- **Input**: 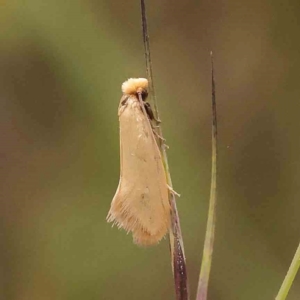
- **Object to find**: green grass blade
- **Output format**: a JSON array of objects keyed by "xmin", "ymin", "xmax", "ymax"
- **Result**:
[
  {"xmin": 275, "ymin": 242, "xmax": 300, "ymax": 300},
  {"xmin": 196, "ymin": 51, "xmax": 217, "ymax": 300}
]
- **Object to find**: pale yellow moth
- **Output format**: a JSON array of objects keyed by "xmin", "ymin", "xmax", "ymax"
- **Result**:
[{"xmin": 107, "ymin": 78, "xmax": 171, "ymax": 246}]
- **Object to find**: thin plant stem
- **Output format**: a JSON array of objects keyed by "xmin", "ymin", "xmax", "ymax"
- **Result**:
[
  {"xmin": 140, "ymin": 1, "xmax": 189, "ymax": 299},
  {"xmin": 196, "ymin": 52, "xmax": 217, "ymax": 300},
  {"xmin": 275, "ymin": 242, "xmax": 300, "ymax": 300}
]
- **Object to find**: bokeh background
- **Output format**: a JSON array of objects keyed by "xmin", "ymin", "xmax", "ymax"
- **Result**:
[{"xmin": 1, "ymin": 1, "xmax": 299, "ymax": 299}]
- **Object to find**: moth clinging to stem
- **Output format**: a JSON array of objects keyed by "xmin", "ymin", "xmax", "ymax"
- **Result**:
[{"xmin": 107, "ymin": 78, "xmax": 171, "ymax": 246}]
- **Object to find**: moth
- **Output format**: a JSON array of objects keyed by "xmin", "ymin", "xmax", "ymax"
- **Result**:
[{"xmin": 107, "ymin": 78, "xmax": 171, "ymax": 246}]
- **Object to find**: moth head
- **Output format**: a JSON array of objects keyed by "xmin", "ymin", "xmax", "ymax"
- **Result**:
[{"xmin": 122, "ymin": 78, "xmax": 148, "ymax": 101}]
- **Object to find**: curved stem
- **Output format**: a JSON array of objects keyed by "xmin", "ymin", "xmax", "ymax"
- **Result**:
[
  {"xmin": 275, "ymin": 242, "xmax": 300, "ymax": 300},
  {"xmin": 196, "ymin": 52, "xmax": 217, "ymax": 300},
  {"xmin": 140, "ymin": 1, "xmax": 189, "ymax": 299}
]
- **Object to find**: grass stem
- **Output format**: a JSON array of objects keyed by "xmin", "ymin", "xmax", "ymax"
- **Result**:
[
  {"xmin": 275, "ymin": 242, "xmax": 300, "ymax": 300},
  {"xmin": 196, "ymin": 52, "xmax": 217, "ymax": 300},
  {"xmin": 140, "ymin": 1, "xmax": 189, "ymax": 299}
]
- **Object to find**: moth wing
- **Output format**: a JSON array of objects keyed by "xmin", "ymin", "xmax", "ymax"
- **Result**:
[{"xmin": 107, "ymin": 96, "xmax": 170, "ymax": 245}]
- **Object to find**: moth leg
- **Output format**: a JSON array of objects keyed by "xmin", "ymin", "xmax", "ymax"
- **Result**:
[
  {"xmin": 143, "ymin": 102, "xmax": 154, "ymax": 120},
  {"xmin": 144, "ymin": 102, "xmax": 161, "ymax": 124},
  {"xmin": 142, "ymin": 96, "xmax": 169, "ymax": 147},
  {"xmin": 153, "ymin": 128, "xmax": 169, "ymax": 150},
  {"xmin": 154, "ymin": 116, "xmax": 162, "ymax": 124},
  {"xmin": 167, "ymin": 184, "xmax": 180, "ymax": 197},
  {"xmin": 153, "ymin": 130, "xmax": 166, "ymax": 142}
]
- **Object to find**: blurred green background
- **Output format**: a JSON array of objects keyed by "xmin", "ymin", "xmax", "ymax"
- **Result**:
[{"xmin": 1, "ymin": 1, "xmax": 299, "ymax": 299}]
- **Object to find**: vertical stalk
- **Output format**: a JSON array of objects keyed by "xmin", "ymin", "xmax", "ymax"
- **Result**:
[
  {"xmin": 140, "ymin": 1, "xmax": 189, "ymax": 299},
  {"xmin": 196, "ymin": 52, "xmax": 217, "ymax": 300}
]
